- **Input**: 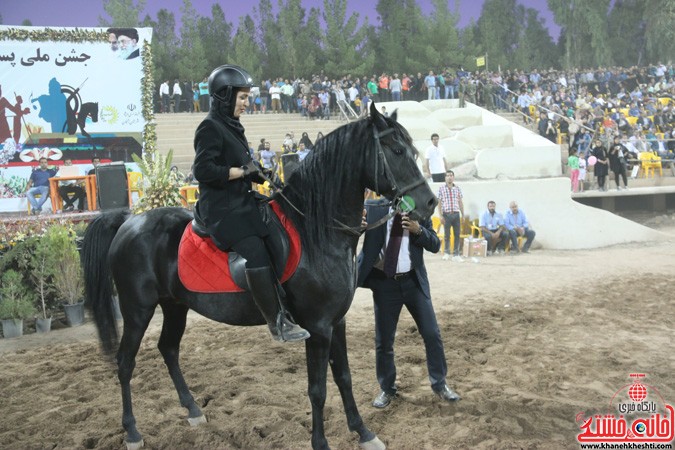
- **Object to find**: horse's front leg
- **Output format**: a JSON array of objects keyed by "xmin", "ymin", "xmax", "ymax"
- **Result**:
[
  {"xmin": 157, "ymin": 301, "xmax": 205, "ymax": 425},
  {"xmin": 305, "ymin": 331, "xmax": 332, "ymax": 450},
  {"xmin": 329, "ymin": 319, "xmax": 385, "ymax": 450}
]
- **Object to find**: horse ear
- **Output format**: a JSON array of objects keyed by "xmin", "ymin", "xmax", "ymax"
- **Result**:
[
  {"xmin": 369, "ymin": 101, "xmax": 379, "ymax": 118},
  {"xmin": 370, "ymin": 102, "xmax": 387, "ymax": 130},
  {"xmin": 390, "ymin": 109, "xmax": 398, "ymax": 122}
]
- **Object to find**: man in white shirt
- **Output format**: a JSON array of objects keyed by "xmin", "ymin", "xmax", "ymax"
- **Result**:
[
  {"xmin": 159, "ymin": 80, "xmax": 170, "ymax": 113},
  {"xmin": 423, "ymin": 133, "xmax": 447, "ymax": 182},
  {"xmin": 172, "ymin": 79, "xmax": 182, "ymax": 113}
]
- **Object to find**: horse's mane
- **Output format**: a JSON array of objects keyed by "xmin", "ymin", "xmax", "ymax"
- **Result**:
[
  {"xmin": 277, "ymin": 114, "xmax": 415, "ymax": 260},
  {"xmin": 278, "ymin": 119, "xmax": 372, "ymax": 256}
]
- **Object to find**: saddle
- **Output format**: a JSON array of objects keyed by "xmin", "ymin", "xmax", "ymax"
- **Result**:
[{"xmin": 177, "ymin": 200, "xmax": 301, "ymax": 293}]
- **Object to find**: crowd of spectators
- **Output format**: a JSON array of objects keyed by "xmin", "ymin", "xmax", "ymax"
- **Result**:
[{"xmin": 158, "ymin": 64, "xmax": 675, "ymax": 169}]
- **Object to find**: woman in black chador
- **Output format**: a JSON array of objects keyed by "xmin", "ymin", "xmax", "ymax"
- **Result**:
[{"xmin": 192, "ymin": 65, "xmax": 310, "ymax": 342}]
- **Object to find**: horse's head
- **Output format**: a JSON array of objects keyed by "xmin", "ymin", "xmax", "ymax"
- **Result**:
[{"xmin": 365, "ymin": 102, "xmax": 437, "ymax": 220}]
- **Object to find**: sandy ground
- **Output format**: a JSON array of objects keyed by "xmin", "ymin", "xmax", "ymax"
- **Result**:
[{"xmin": 1, "ymin": 216, "xmax": 674, "ymax": 450}]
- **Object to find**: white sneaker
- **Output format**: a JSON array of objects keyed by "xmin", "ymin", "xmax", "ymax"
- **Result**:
[
  {"xmin": 452, "ymin": 255, "xmax": 464, "ymax": 263},
  {"xmin": 442, "ymin": 254, "xmax": 451, "ymax": 261}
]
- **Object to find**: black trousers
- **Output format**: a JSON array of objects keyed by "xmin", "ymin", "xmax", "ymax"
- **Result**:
[
  {"xmin": 230, "ymin": 235, "xmax": 270, "ymax": 269},
  {"xmin": 58, "ymin": 185, "xmax": 85, "ymax": 210},
  {"xmin": 368, "ymin": 269, "xmax": 447, "ymax": 394},
  {"xmin": 442, "ymin": 212, "xmax": 461, "ymax": 255}
]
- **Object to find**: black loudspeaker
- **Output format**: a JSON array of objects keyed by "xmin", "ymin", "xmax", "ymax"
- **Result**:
[
  {"xmin": 96, "ymin": 164, "xmax": 130, "ymax": 210},
  {"xmin": 281, "ymin": 153, "xmax": 300, "ymax": 181}
]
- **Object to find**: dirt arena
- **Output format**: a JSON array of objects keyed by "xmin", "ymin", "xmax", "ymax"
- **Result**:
[{"xmin": 1, "ymin": 214, "xmax": 674, "ymax": 450}]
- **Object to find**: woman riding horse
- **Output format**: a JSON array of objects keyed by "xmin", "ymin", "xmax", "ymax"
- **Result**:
[{"xmin": 193, "ymin": 64, "xmax": 309, "ymax": 342}]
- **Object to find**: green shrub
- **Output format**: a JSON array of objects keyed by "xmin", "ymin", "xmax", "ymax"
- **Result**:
[
  {"xmin": 0, "ymin": 270, "xmax": 36, "ymax": 320},
  {"xmin": 43, "ymin": 224, "xmax": 83, "ymax": 305}
]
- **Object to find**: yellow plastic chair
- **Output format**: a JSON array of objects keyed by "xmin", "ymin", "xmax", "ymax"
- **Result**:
[
  {"xmin": 505, "ymin": 235, "xmax": 525, "ymax": 253},
  {"xmin": 26, "ymin": 193, "xmax": 45, "ymax": 214},
  {"xmin": 648, "ymin": 153, "xmax": 663, "ymax": 177},
  {"xmin": 127, "ymin": 172, "xmax": 143, "ymax": 198},
  {"xmin": 639, "ymin": 152, "xmax": 662, "ymax": 178},
  {"xmin": 657, "ymin": 97, "xmax": 672, "ymax": 108},
  {"xmin": 179, "ymin": 185, "xmax": 199, "ymax": 208},
  {"xmin": 432, "ymin": 216, "xmax": 445, "ymax": 253},
  {"xmin": 470, "ymin": 219, "xmax": 482, "ymax": 238}
]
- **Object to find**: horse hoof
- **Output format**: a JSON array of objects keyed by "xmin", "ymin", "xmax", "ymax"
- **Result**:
[
  {"xmin": 360, "ymin": 436, "xmax": 385, "ymax": 450},
  {"xmin": 187, "ymin": 415, "xmax": 207, "ymax": 426},
  {"xmin": 126, "ymin": 439, "xmax": 144, "ymax": 450}
]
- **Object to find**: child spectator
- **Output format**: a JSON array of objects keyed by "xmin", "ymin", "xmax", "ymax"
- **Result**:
[{"xmin": 568, "ymin": 148, "xmax": 580, "ymax": 193}]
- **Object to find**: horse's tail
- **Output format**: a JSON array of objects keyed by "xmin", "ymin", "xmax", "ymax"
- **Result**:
[{"xmin": 82, "ymin": 209, "xmax": 131, "ymax": 355}]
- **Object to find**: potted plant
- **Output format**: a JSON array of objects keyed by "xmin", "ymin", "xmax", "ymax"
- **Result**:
[
  {"xmin": 44, "ymin": 224, "xmax": 85, "ymax": 327},
  {"xmin": 0, "ymin": 269, "xmax": 36, "ymax": 338}
]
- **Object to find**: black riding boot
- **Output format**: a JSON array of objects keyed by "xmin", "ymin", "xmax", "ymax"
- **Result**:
[{"xmin": 245, "ymin": 266, "xmax": 310, "ymax": 342}]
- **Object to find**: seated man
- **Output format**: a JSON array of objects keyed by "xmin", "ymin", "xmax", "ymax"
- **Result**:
[
  {"xmin": 479, "ymin": 200, "xmax": 508, "ymax": 255},
  {"xmin": 87, "ymin": 156, "xmax": 101, "ymax": 175},
  {"xmin": 24, "ymin": 157, "xmax": 58, "ymax": 215},
  {"xmin": 504, "ymin": 201, "xmax": 536, "ymax": 253},
  {"xmin": 58, "ymin": 158, "xmax": 86, "ymax": 211}
]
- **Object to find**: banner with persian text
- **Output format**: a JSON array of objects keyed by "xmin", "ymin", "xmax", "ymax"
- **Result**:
[{"xmin": 0, "ymin": 25, "xmax": 152, "ymax": 211}]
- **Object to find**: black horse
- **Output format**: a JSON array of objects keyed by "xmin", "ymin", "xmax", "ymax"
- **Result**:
[{"xmin": 82, "ymin": 103, "xmax": 437, "ymax": 450}]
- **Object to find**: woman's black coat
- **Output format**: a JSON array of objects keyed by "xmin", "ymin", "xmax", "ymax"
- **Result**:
[{"xmin": 193, "ymin": 112, "xmax": 268, "ymax": 249}]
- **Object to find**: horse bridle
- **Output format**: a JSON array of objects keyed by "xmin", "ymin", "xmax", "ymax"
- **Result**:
[
  {"xmin": 260, "ymin": 125, "xmax": 427, "ymax": 237},
  {"xmin": 331, "ymin": 126, "xmax": 427, "ymax": 236}
]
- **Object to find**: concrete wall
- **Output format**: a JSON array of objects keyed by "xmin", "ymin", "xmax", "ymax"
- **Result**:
[
  {"xmin": 373, "ymin": 99, "xmax": 665, "ymax": 249},
  {"xmin": 428, "ymin": 178, "xmax": 665, "ymax": 249}
]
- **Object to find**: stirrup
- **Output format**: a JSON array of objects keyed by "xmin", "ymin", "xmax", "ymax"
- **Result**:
[{"xmin": 272, "ymin": 312, "xmax": 310, "ymax": 342}]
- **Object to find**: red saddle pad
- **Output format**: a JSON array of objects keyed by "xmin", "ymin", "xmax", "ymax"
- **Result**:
[{"xmin": 177, "ymin": 201, "xmax": 301, "ymax": 293}]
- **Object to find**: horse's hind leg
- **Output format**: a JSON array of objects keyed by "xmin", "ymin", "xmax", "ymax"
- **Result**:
[
  {"xmin": 329, "ymin": 319, "xmax": 384, "ymax": 450},
  {"xmin": 157, "ymin": 301, "xmax": 205, "ymax": 425},
  {"xmin": 117, "ymin": 305, "xmax": 156, "ymax": 449}
]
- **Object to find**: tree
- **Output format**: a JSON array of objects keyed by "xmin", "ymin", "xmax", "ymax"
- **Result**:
[
  {"xmin": 475, "ymin": 0, "xmax": 521, "ymax": 70},
  {"xmin": 231, "ymin": 15, "xmax": 263, "ymax": 84},
  {"xmin": 513, "ymin": 8, "xmax": 559, "ymax": 70},
  {"xmin": 197, "ymin": 4, "xmax": 233, "ymax": 75},
  {"xmin": 175, "ymin": 0, "xmax": 207, "ymax": 82},
  {"xmin": 300, "ymin": 8, "xmax": 325, "ymax": 76},
  {"xmin": 255, "ymin": 0, "xmax": 284, "ymax": 79},
  {"xmin": 458, "ymin": 20, "xmax": 483, "ymax": 71},
  {"xmin": 374, "ymin": 0, "xmax": 428, "ymax": 74},
  {"xmin": 276, "ymin": 0, "xmax": 308, "ymax": 79},
  {"xmin": 607, "ymin": 0, "xmax": 645, "ymax": 67},
  {"xmin": 321, "ymin": 0, "xmax": 373, "ymax": 77},
  {"xmin": 150, "ymin": 9, "xmax": 179, "ymax": 86},
  {"xmin": 547, "ymin": 0, "xmax": 613, "ymax": 69},
  {"xmin": 642, "ymin": 0, "xmax": 675, "ymax": 63},
  {"xmin": 99, "ymin": 0, "xmax": 146, "ymax": 27},
  {"xmin": 428, "ymin": 0, "xmax": 462, "ymax": 69}
]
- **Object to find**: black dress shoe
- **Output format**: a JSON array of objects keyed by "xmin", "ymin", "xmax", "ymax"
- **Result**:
[
  {"xmin": 372, "ymin": 390, "xmax": 396, "ymax": 408},
  {"xmin": 434, "ymin": 384, "xmax": 461, "ymax": 402}
]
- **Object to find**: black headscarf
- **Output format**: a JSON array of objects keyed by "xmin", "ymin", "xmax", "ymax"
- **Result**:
[{"xmin": 211, "ymin": 87, "xmax": 247, "ymax": 145}]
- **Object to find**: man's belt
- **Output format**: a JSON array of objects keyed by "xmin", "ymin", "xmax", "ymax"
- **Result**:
[{"xmin": 371, "ymin": 268, "xmax": 414, "ymax": 281}]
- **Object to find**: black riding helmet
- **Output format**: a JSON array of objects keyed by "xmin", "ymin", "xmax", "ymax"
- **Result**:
[{"xmin": 208, "ymin": 65, "xmax": 254, "ymax": 118}]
